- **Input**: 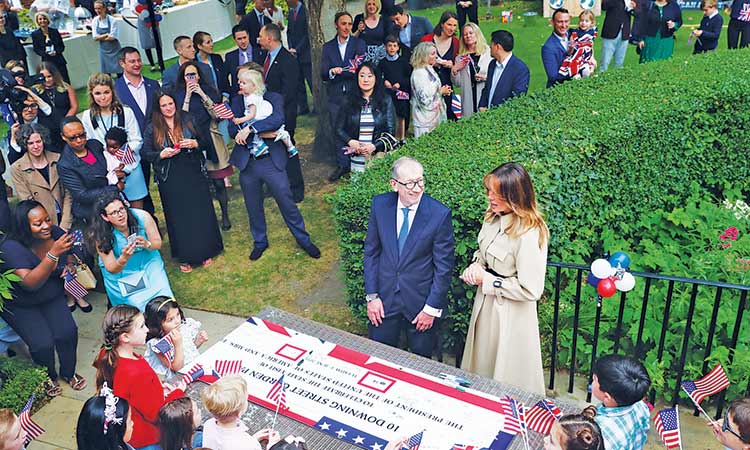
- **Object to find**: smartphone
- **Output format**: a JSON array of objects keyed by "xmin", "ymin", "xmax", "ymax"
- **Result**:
[
  {"xmin": 127, "ymin": 234, "xmax": 138, "ymax": 246},
  {"xmin": 71, "ymin": 229, "xmax": 83, "ymax": 247}
]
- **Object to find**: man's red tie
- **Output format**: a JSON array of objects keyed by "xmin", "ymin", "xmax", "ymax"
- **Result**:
[{"xmin": 263, "ymin": 55, "xmax": 270, "ymax": 80}]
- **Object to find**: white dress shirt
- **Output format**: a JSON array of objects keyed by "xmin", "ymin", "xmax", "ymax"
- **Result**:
[
  {"xmin": 329, "ymin": 35, "xmax": 350, "ymax": 79},
  {"xmin": 487, "ymin": 52, "xmax": 512, "ymax": 104},
  {"xmin": 125, "ymin": 76, "xmax": 148, "ymax": 116}
]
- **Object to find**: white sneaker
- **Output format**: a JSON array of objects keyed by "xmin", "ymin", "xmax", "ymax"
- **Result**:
[{"xmin": 274, "ymin": 125, "xmax": 290, "ymax": 143}]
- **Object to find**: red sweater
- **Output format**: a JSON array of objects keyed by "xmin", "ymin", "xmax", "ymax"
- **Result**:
[{"xmin": 113, "ymin": 354, "xmax": 184, "ymax": 448}]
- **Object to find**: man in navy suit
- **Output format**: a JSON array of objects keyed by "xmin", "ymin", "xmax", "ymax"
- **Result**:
[
  {"xmin": 541, "ymin": 8, "xmax": 571, "ymax": 88},
  {"xmin": 320, "ymin": 11, "xmax": 366, "ymax": 182},
  {"xmin": 364, "ymin": 157, "xmax": 455, "ymax": 358},
  {"xmin": 228, "ymin": 86, "xmax": 320, "ymax": 261},
  {"xmin": 478, "ymin": 30, "xmax": 529, "ymax": 110},
  {"xmin": 161, "ymin": 36, "xmax": 215, "ymax": 94},
  {"xmin": 239, "ymin": 0, "xmax": 270, "ymax": 60},
  {"xmin": 115, "ymin": 46, "xmax": 160, "ymax": 216},
  {"xmin": 388, "ymin": 5, "xmax": 433, "ymax": 50},
  {"xmin": 286, "ymin": 0, "xmax": 312, "ymax": 114},
  {"xmin": 225, "ymin": 25, "xmax": 256, "ymax": 96}
]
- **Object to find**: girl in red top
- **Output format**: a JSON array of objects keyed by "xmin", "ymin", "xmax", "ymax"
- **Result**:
[{"xmin": 95, "ymin": 305, "xmax": 185, "ymax": 450}]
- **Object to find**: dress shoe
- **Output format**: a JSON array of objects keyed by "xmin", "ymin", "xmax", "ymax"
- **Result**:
[
  {"xmin": 249, "ymin": 245, "xmax": 269, "ymax": 261},
  {"xmin": 328, "ymin": 167, "xmax": 350, "ymax": 182},
  {"xmin": 301, "ymin": 243, "xmax": 321, "ymax": 259},
  {"xmin": 221, "ymin": 216, "xmax": 232, "ymax": 231}
]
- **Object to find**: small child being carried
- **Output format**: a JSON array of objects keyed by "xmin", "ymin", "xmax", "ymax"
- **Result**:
[
  {"xmin": 559, "ymin": 9, "xmax": 598, "ymax": 79},
  {"xmin": 103, "ymin": 126, "xmax": 144, "ymax": 209},
  {"xmin": 234, "ymin": 69, "xmax": 298, "ymax": 158}
]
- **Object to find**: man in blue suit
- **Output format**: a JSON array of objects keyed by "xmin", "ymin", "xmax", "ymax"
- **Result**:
[
  {"xmin": 364, "ymin": 157, "xmax": 455, "ymax": 358},
  {"xmin": 115, "ymin": 46, "xmax": 159, "ymax": 216},
  {"xmin": 541, "ymin": 8, "xmax": 571, "ymax": 88},
  {"xmin": 321, "ymin": 11, "xmax": 366, "ymax": 182},
  {"xmin": 478, "ymin": 30, "xmax": 529, "ymax": 110},
  {"xmin": 161, "ymin": 36, "xmax": 215, "ymax": 94},
  {"xmin": 286, "ymin": 0, "xmax": 312, "ymax": 114},
  {"xmin": 225, "ymin": 25, "xmax": 256, "ymax": 96},
  {"xmin": 388, "ymin": 5, "xmax": 433, "ymax": 50},
  {"xmin": 228, "ymin": 84, "xmax": 320, "ymax": 261}
]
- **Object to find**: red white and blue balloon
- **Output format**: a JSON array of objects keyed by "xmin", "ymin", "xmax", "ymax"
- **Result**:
[{"xmin": 588, "ymin": 252, "xmax": 635, "ymax": 298}]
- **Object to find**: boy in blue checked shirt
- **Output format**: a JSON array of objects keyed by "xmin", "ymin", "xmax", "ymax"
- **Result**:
[{"xmin": 591, "ymin": 354, "xmax": 652, "ymax": 450}]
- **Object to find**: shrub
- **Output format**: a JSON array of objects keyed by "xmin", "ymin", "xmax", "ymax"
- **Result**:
[
  {"xmin": 333, "ymin": 50, "xmax": 750, "ymax": 399},
  {"xmin": 0, "ymin": 357, "xmax": 47, "ymax": 412}
]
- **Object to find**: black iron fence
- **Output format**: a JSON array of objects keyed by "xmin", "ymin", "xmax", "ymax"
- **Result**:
[{"xmin": 544, "ymin": 261, "xmax": 750, "ymax": 419}]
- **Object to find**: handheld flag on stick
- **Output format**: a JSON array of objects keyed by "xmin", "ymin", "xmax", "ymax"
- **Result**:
[
  {"xmin": 114, "ymin": 145, "xmax": 137, "ymax": 165},
  {"xmin": 401, "ymin": 431, "xmax": 423, "ymax": 450},
  {"xmin": 181, "ymin": 364, "xmax": 205, "ymax": 385},
  {"xmin": 19, "ymin": 394, "xmax": 44, "ymax": 445},
  {"xmin": 451, "ymin": 93, "xmax": 462, "ymax": 120},
  {"xmin": 268, "ymin": 372, "xmax": 288, "ymax": 429},
  {"xmin": 64, "ymin": 271, "xmax": 88, "ymax": 301},
  {"xmin": 526, "ymin": 399, "xmax": 563, "ymax": 434},
  {"xmin": 681, "ymin": 364, "xmax": 730, "ymax": 405},
  {"xmin": 654, "ymin": 406, "xmax": 682, "ymax": 450},
  {"xmin": 212, "ymin": 102, "xmax": 235, "ymax": 120},
  {"xmin": 498, "ymin": 396, "xmax": 529, "ymax": 450},
  {"xmin": 152, "ymin": 334, "xmax": 174, "ymax": 361},
  {"xmin": 214, "ymin": 359, "xmax": 242, "ymax": 376},
  {"xmin": 345, "ymin": 54, "xmax": 366, "ymax": 73},
  {"xmin": 395, "ymin": 89, "xmax": 410, "ymax": 100}
]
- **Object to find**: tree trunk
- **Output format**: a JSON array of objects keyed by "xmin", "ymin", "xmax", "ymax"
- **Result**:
[{"xmin": 307, "ymin": 0, "xmax": 345, "ymax": 163}]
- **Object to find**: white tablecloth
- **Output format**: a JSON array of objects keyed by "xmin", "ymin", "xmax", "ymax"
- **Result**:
[{"xmin": 23, "ymin": 0, "xmax": 236, "ymax": 89}]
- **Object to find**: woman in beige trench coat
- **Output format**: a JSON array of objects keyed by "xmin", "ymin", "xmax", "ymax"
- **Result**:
[{"xmin": 460, "ymin": 162, "xmax": 549, "ymax": 395}]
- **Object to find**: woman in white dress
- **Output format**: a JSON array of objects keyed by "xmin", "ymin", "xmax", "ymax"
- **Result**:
[{"xmin": 409, "ymin": 41, "xmax": 449, "ymax": 138}]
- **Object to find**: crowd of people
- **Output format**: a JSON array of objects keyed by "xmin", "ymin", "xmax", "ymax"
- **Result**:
[{"xmin": 0, "ymin": 0, "xmax": 747, "ymax": 447}]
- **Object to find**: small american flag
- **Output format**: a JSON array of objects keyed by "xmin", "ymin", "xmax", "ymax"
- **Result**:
[
  {"xmin": 19, "ymin": 394, "xmax": 44, "ymax": 445},
  {"xmin": 267, "ymin": 373, "xmax": 287, "ymax": 410},
  {"xmin": 181, "ymin": 364, "xmax": 205, "ymax": 385},
  {"xmin": 681, "ymin": 364, "xmax": 730, "ymax": 405},
  {"xmin": 214, "ymin": 359, "xmax": 242, "ymax": 376},
  {"xmin": 212, "ymin": 102, "xmax": 235, "ymax": 120},
  {"xmin": 114, "ymin": 145, "xmax": 137, "ymax": 165},
  {"xmin": 401, "ymin": 431, "xmax": 423, "ymax": 450},
  {"xmin": 654, "ymin": 406, "xmax": 682, "ymax": 449},
  {"xmin": 452, "ymin": 445, "xmax": 480, "ymax": 450},
  {"xmin": 152, "ymin": 334, "xmax": 174, "ymax": 361},
  {"xmin": 526, "ymin": 399, "xmax": 562, "ymax": 435},
  {"xmin": 451, "ymin": 93, "xmax": 462, "ymax": 119},
  {"xmin": 345, "ymin": 54, "xmax": 365, "ymax": 73},
  {"xmin": 63, "ymin": 271, "xmax": 88, "ymax": 301},
  {"xmin": 499, "ymin": 396, "xmax": 526, "ymax": 435},
  {"xmin": 740, "ymin": 4, "xmax": 750, "ymax": 21},
  {"xmin": 395, "ymin": 89, "xmax": 410, "ymax": 100},
  {"xmin": 458, "ymin": 54, "xmax": 473, "ymax": 68}
]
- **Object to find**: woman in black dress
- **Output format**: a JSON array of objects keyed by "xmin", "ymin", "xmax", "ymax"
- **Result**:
[
  {"xmin": 0, "ymin": 13, "xmax": 24, "ymax": 67},
  {"xmin": 141, "ymin": 91, "xmax": 223, "ymax": 274},
  {"xmin": 33, "ymin": 62, "xmax": 76, "ymax": 148},
  {"xmin": 31, "ymin": 11, "xmax": 69, "ymax": 83},
  {"xmin": 420, "ymin": 11, "xmax": 459, "ymax": 120},
  {"xmin": 353, "ymin": 0, "xmax": 391, "ymax": 63},
  {"xmin": 378, "ymin": 34, "xmax": 411, "ymax": 141}
]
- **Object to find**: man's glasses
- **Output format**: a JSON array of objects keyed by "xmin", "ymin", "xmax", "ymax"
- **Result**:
[
  {"xmin": 22, "ymin": 103, "xmax": 38, "ymax": 111},
  {"xmin": 392, "ymin": 178, "xmax": 424, "ymax": 190},
  {"xmin": 723, "ymin": 409, "xmax": 746, "ymax": 442}
]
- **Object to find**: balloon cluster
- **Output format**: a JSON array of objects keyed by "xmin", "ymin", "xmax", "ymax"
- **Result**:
[
  {"xmin": 587, "ymin": 252, "xmax": 636, "ymax": 298},
  {"xmin": 134, "ymin": 0, "xmax": 163, "ymax": 28}
]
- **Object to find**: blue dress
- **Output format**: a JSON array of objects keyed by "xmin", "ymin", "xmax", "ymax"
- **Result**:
[{"xmin": 99, "ymin": 209, "xmax": 173, "ymax": 311}]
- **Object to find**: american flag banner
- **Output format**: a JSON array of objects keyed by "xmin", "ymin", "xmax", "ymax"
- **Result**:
[
  {"xmin": 267, "ymin": 373, "xmax": 287, "ymax": 410},
  {"xmin": 63, "ymin": 271, "xmax": 88, "ymax": 301},
  {"xmin": 451, "ymin": 94, "xmax": 462, "ymax": 120},
  {"xmin": 114, "ymin": 145, "xmax": 137, "ymax": 165},
  {"xmin": 212, "ymin": 102, "xmax": 235, "ymax": 120},
  {"xmin": 681, "ymin": 364, "xmax": 730, "ymax": 405},
  {"xmin": 402, "ymin": 431, "xmax": 423, "ymax": 450},
  {"xmin": 654, "ymin": 406, "xmax": 682, "ymax": 450},
  {"xmin": 214, "ymin": 359, "xmax": 242, "ymax": 376},
  {"xmin": 152, "ymin": 334, "xmax": 174, "ymax": 361},
  {"xmin": 395, "ymin": 89, "xmax": 410, "ymax": 100},
  {"xmin": 740, "ymin": 4, "xmax": 750, "ymax": 21},
  {"xmin": 345, "ymin": 54, "xmax": 366, "ymax": 73},
  {"xmin": 181, "ymin": 364, "xmax": 205, "ymax": 385},
  {"xmin": 526, "ymin": 399, "xmax": 562, "ymax": 435},
  {"xmin": 19, "ymin": 394, "xmax": 44, "ymax": 445}
]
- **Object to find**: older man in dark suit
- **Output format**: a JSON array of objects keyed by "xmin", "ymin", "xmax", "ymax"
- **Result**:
[
  {"xmin": 258, "ymin": 23, "xmax": 304, "ymax": 203},
  {"xmin": 478, "ymin": 30, "xmax": 529, "ymax": 110},
  {"xmin": 541, "ymin": 8, "xmax": 571, "ymax": 88},
  {"xmin": 228, "ymin": 85, "xmax": 320, "ymax": 261},
  {"xmin": 321, "ymin": 11, "xmax": 366, "ymax": 182},
  {"xmin": 388, "ymin": 5, "xmax": 433, "ymax": 50},
  {"xmin": 286, "ymin": 0, "xmax": 312, "ymax": 114},
  {"xmin": 364, "ymin": 157, "xmax": 455, "ymax": 358}
]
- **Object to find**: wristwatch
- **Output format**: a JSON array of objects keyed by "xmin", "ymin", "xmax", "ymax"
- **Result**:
[
  {"xmin": 493, "ymin": 278, "xmax": 503, "ymax": 289},
  {"xmin": 366, "ymin": 294, "xmax": 379, "ymax": 302}
]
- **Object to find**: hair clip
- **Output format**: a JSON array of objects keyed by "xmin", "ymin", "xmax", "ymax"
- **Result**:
[
  {"xmin": 103, "ymin": 343, "xmax": 112, "ymax": 350},
  {"xmin": 157, "ymin": 297, "xmax": 176, "ymax": 311},
  {"xmin": 100, "ymin": 382, "xmax": 123, "ymax": 434}
]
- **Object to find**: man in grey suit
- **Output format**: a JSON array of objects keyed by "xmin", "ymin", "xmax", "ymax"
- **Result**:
[{"xmin": 389, "ymin": 5, "xmax": 433, "ymax": 50}]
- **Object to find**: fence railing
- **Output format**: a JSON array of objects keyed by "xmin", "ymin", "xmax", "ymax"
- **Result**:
[{"xmin": 455, "ymin": 261, "xmax": 750, "ymax": 419}]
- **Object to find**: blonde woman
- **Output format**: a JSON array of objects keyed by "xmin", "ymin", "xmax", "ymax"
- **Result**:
[
  {"xmin": 409, "ymin": 41, "xmax": 449, "ymax": 137},
  {"xmin": 460, "ymin": 162, "xmax": 549, "ymax": 395},
  {"xmin": 353, "ymin": 0, "xmax": 387, "ymax": 63},
  {"xmin": 451, "ymin": 22, "xmax": 491, "ymax": 119},
  {"xmin": 30, "ymin": 11, "xmax": 69, "ymax": 82}
]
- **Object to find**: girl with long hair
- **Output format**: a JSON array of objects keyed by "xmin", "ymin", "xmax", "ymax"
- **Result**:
[
  {"xmin": 76, "ymin": 385, "xmax": 134, "ymax": 450},
  {"xmin": 459, "ymin": 162, "xmax": 549, "ymax": 395},
  {"xmin": 158, "ymin": 397, "xmax": 202, "ymax": 450}
]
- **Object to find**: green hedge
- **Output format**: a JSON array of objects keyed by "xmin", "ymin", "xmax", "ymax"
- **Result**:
[
  {"xmin": 0, "ymin": 357, "xmax": 47, "ymax": 412},
  {"xmin": 332, "ymin": 50, "xmax": 750, "ymax": 396}
]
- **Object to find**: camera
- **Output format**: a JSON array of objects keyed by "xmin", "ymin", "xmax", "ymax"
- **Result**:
[{"xmin": 0, "ymin": 69, "xmax": 46, "ymax": 114}]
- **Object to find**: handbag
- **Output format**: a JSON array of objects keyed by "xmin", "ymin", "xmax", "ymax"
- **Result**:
[{"xmin": 72, "ymin": 254, "xmax": 97, "ymax": 290}]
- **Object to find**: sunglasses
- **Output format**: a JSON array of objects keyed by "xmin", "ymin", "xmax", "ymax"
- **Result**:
[{"xmin": 723, "ymin": 409, "xmax": 746, "ymax": 442}]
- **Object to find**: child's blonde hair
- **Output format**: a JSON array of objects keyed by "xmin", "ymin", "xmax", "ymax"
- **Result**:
[
  {"xmin": 238, "ymin": 69, "xmax": 266, "ymax": 96},
  {"xmin": 201, "ymin": 374, "xmax": 247, "ymax": 421},
  {"xmin": 0, "ymin": 409, "xmax": 18, "ymax": 449},
  {"xmin": 701, "ymin": 0, "xmax": 717, "ymax": 8},
  {"xmin": 579, "ymin": 9, "xmax": 596, "ymax": 26}
]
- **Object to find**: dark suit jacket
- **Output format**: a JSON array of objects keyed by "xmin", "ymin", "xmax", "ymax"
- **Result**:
[
  {"xmin": 228, "ymin": 91, "xmax": 287, "ymax": 172},
  {"xmin": 694, "ymin": 13, "xmax": 723, "ymax": 52},
  {"xmin": 114, "ymin": 75, "xmax": 160, "ymax": 135},
  {"xmin": 541, "ymin": 33, "xmax": 568, "ymax": 88},
  {"xmin": 57, "ymin": 141, "xmax": 118, "ymax": 221},
  {"xmin": 224, "ymin": 46, "xmax": 257, "ymax": 95},
  {"xmin": 239, "ymin": 8, "xmax": 270, "ymax": 56},
  {"xmin": 478, "ymin": 55, "xmax": 530, "ymax": 109},
  {"xmin": 287, "ymin": 2, "xmax": 311, "ymax": 64},
  {"xmin": 320, "ymin": 35, "xmax": 366, "ymax": 105},
  {"xmin": 633, "ymin": 0, "xmax": 682, "ymax": 40},
  {"xmin": 601, "ymin": 0, "xmax": 633, "ymax": 39},
  {"xmin": 203, "ymin": 53, "xmax": 230, "ymax": 96},
  {"xmin": 264, "ymin": 47, "xmax": 299, "ymax": 133},
  {"xmin": 402, "ymin": 14, "xmax": 432, "ymax": 48},
  {"xmin": 236, "ymin": 0, "xmax": 247, "ymax": 15},
  {"xmin": 31, "ymin": 27, "xmax": 67, "ymax": 68},
  {"xmin": 364, "ymin": 192, "xmax": 455, "ymax": 320},
  {"xmin": 161, "ymin": 59, "xmax": 215, "ymax": 94}
]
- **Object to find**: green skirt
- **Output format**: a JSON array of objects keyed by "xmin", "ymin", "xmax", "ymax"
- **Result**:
[{"xmin": 640, "ymin": 33, "xmax": 675, "ymax": 63}]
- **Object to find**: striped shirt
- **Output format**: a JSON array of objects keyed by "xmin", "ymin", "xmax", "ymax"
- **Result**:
[
  {"xmin": 351, "ymin": 104, "xmax": 374, "ymax": 173},
  {"xmin": 595, "ymin": 401, "xmax": 650, "ymax": 450}
]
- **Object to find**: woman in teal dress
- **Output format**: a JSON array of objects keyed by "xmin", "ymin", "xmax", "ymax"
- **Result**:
[
  {"xmin": 86, "ymin": 192, "xmax": 173, "ymax": 311},
  {"xmin": 635, "ymin": 0, "xmax": 683, "ymax": 63}
]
